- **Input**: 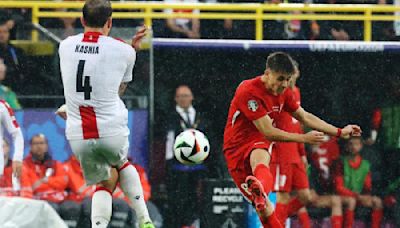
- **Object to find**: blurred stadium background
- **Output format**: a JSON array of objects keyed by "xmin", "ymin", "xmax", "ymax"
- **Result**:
[{"xmin": 1, "ymin": 1, "xmax": 400, "ymax": 228}]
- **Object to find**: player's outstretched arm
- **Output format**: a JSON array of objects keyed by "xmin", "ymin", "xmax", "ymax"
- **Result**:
[
  {"xmin": 0, "ymin": 102, "xmax": 24, "ymax": 178},
  {"xmin": 11, "ymin": 129, "xmax": 23, "ymax": 178},
  {"xmin": 292, "ymin": 107, "xmax": 362, "ymax": 139},
  {"xmin": 131, "ymin": 26, "xmax": 147, "ymax": 51},
  {"xmin": 253, "ymin": 115, "xmax": 325, "ymax": 144}
]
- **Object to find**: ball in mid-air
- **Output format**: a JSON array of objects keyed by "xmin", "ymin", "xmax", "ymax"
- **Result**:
[{"xmin": 174, "ymin": 129, "xmax": 210, "ymax": 165}]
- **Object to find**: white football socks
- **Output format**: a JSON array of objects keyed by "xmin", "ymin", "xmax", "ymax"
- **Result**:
[
  {"xmin": 119, "ymin": 164, "xmax": 151, "ymax": 224},
  {"xmin": 91, "ymin": 189, "xmax": 112, "ymax": 228}
]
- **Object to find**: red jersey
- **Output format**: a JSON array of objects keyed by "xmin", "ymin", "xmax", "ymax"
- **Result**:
[
  {"xmin": 0, "ymin": 161, "xmax": 15, "ymax": 197},
  {"xmin": 310, "ymin": 137, "xmax": 340, "ymax": 189},
  {"xmin": 273, "ymin": 86, "xmax": 304, "ymax": 164},
  {"xmin": 23, "ymin": 154, "xmax": 68, "ymax": 203},
  {"xmin": 0, "ymin": 160, "xmax": 33, "ymax": 198},
  {"xmin": 223, "ymin": 76, "xmax": 299, "ymax": 152}
]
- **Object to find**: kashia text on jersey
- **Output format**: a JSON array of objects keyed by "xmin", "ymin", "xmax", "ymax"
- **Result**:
[{"xmin": 75, "ymin": 45, "xmax": 99, "ymax": 54}]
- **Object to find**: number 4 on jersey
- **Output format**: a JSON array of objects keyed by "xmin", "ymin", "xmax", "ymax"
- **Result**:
[{"xmin": 76, "ymin": 60, "xmax": 92, "ymax": 100}]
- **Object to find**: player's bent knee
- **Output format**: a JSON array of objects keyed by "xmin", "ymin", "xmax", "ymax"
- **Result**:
[
  {"xmin": 97, "ymin": 168, "xmax": 119, "ymax": 192},
  {"xmin": 250, "ymin": 149, "xmax": 271, "ymax": 171},
  {"xmin": 372, "ymin": 196, "xmax": 383, "ymax": 208},
  {"xmin": 277, "ymin": 192, "xmax": 291, "ymax": 204},
  {"xmin": 298, "ymin": 189, "xmax": 312, "ymax": 204},
  {"xmin": 362, "ymin": 196, "xmax": 374, "ymax": 208},
  {"xmin": 98, "ymin": 181, "xmax": 116, "ymax": 193},
  {"xmin": 344, "ymin": 197, "xmax": 357, "ymax": 210},
  {"xmin": 331, "ymin": 196, "xmax": 342, "ymax": 207}
]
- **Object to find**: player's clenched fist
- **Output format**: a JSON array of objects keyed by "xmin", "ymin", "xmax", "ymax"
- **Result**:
[
  {"xmin": 340, "ymin": 125, "xmax": 362, "ymax": 139},
  {"xmin": 303, "ymin": 130, "xmax": 325, "ymax": 144},
  {"xmin": 131, "ymin": 25, "xmax": 148, "ymax": 51},
  {"xmin": 55, "ymin": 104, "xmax": 67, "ymax": 120},
  {"xmin": 12, "ymin": 161, "xmax": 22, "ymax": 178}
]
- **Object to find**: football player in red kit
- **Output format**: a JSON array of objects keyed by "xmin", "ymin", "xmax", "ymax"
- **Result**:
[
  {"xmin": 223, "ymin": 52, "xmax": 361, "ymax": 227},
  {"xmin": 294, "ymin": 136, "xmax": 348, "ymax": 228},
  {"xmin": 271, "ymin": 62, "xmax": 343, "ymax": 228}
]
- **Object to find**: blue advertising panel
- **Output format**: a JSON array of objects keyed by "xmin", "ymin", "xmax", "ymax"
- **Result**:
[{"xmin": 9, "ymin": 109, "xmax": 149, "ymax": 170}]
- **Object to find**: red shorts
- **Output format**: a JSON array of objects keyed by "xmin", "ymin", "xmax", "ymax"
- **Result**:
[
  {"xmin": 270, "ymin": 162, "xmax": 309, "ymax": 192},
  {"xmin": 224, "ymin": 140, "xmax": 273, "ymax": 200}
]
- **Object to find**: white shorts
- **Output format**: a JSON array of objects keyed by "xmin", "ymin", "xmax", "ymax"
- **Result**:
[{"xmin": 69, "ymin": 135, "xmax": 129, "ymax": 185}]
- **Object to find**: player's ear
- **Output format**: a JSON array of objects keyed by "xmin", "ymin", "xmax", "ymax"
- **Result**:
[
  {"xmin": 264, "ymin": 68, "xmax": 270, "ymax": 76},
  {"xmin": 80, "ymin": 17, "xmax": 86, "ymax": 27},
  {"xmin": 107, "ymin": 17, "xmax": 112, "ymax": 29}
]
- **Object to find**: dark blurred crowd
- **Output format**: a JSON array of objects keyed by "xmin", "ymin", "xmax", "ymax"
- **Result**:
[
  {"xmin": 0, "ymin": 1, "xmax": 398, "ymax": 105},
  {"xmin": 0, "ymin": 0, "xmax": 399, "ymax": 42}
]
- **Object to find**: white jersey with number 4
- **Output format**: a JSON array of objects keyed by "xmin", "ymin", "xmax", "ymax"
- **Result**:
[{"xmin": 59, "ymin": 32, "xmax": 136, "ymax": 140}]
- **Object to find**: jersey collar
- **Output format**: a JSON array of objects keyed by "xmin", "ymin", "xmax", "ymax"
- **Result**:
[
  {"xmin": 82, "ymin": 32, "xmax": 103, "ymax": 43},
  {"xmin": 348, "ymin": 154, "xmax": 362, "ymax": 168}
]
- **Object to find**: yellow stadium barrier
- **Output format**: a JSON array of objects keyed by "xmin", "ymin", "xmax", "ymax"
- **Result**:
[{"xmin": 1, "ymin": 1, "xmax": 400, "ymax": 41}]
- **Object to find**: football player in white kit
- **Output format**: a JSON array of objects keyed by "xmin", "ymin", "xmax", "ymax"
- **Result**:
[
  {"xmin": 57, "ymin": 0, "xmax": 153, "ymax": 227},
  {"xmin": 0, "ymin": 100, "xmax": 23, "ymax": 179}
]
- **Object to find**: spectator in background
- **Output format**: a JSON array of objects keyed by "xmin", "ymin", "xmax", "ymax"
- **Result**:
[
  {"xmin": 298, "ymin": 136, "xmax": 356, "ymax": 228},
  {"xmin": 262, "ymin": 0, "xmax": 286, "ymax": 40},
  {"xmin": 285, "ymin": 0, "xmax": 321, "ymax": 40},
  {"xmin": 165, "ymin": 85, "xmax": 207, "ymax": 228},
  {"xmin": 223, "ymin": 0, "xmax": 284, "ymax": 40},
  {"xmin": 313, "ymin": 0, "xmax": 363, "ymax": 40},
  {"xmin": 0, "ymin": 9, "xmax": 28, "ymax": 40},
  {"xmin": 372, "ymin": 0, "xmax": 397, "ymax": 41},
  {"xmin": 22, "ymin": 134, "xmax": 69, "ymax": 213},
  {"xmin": 199, "ymin": 0, "xmax": 234, "ymax": 39},
  {"xmin": 0, "ymin": 139, "xmax": 31, "ymax": 197},
  {"xmin": 309, "ymin": 136, "xmax": 341, "ymax": 196},
  {"xmin": 334, "ymin": 136, "xmax": 383, "ymax": 228},
  {"xmin": 0, "ymin": 20, "xmax": 28, "ymax": 94},
  {"xmin": 0, "ymin": 10, "xmax": 15, "ymax": 31},
  {"xmin": 164, "ymin": 0, "xmax": 200, "ymax": 38},
  {"xmin": 366, "ymin": 74, "xmax": 400, "ymax": 225},
  {"xmin": 0, "ymin": 59, "xmax": 21, "ymax": 110}
]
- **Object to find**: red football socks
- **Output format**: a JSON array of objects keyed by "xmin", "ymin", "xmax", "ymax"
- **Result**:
[
  {"xmin": 275, "ymin": 203, "xmax": 288, "ymax": 226},
  {"xmin": 344, "ymin": 210, "xmax": 354, "ymax": 228},
  {"xmin": 253, "ymin": 164, "xmax": 273, "ymax": 194},
  {"xmin": 371, "ymin": 209, "xmax": 383, "ymax": 228},
  {"xmin": 260, "ymin": 211, "xmax": 283, "ymax": 228},
  {"xmin": 331, "ymin": 215, "xmax": 343, "ymax": 228},
  {"xmin": 297, "ymin": 211, "xmax": 311, "ymax": 228},
  {"xmin": 287, "ymin": 197, "xmax": 304, "ymax": 216}
]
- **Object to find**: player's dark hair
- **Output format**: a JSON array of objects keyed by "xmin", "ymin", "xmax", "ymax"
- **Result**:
[
  {"xmin": 266, "ymin": 52, "xmax": 296, "ymax": 75},
  {"xmin": 83, "ymin": 0, "xmax": 112, "ymax": 28}
]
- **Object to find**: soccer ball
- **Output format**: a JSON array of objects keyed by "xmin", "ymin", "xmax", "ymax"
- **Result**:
[{"xmin": 174, "ymin": 129, "xmax": 210, "ymax": 165}]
